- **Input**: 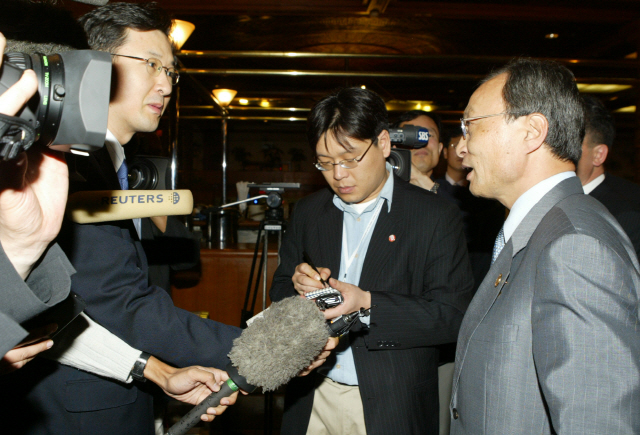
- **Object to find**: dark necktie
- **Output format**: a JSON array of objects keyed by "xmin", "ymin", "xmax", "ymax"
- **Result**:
[{"xmin": 117, "ymin": 159, "xmax": 129, "ymax": 190}]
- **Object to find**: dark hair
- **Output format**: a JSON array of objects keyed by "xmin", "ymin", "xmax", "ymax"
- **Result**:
[
  {"xmin": 582, "ymin": 95, "xmax": 615, "ymax": 149},
  {"xmin": 307, "ymin": 87, "xmax": 388, "ymax": 152},
  {"xmin": 79, "ymin": 2, "xmax": 173, "ymax": 53},
  {"xmin": 483, "ymin": 58, "xmax": 585, "ymax": 166},
  {"xmin": 392, "ymin": 110, "xmax": 442, "ymax": 142}
]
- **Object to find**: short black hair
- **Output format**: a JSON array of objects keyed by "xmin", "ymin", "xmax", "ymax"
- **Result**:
[
  {"xmin": 307, "ymin": 87, "xmax": 388, "ymax": 152},
  {"xmin": 582, "ymin": 95, "xmax": 615, "ymax": 149},
  {"xmin": 392, "ymin": 110, "xmax": 442, "ymax": 141},
  {"xmin": 79, "ymin": 2, "xmax": 173, "ymax": 53},
  {"xmin": 483, "ymin": 58, "xmax": 585, "ymax": 166}
]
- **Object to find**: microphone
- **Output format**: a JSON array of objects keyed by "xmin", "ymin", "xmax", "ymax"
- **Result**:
[
  {"xmin": 165, "ymin": 296, "xmax": 332, "ymax": 435},
  {"xmin": 67, "ymin": 190, "xmax": 193, "ymax": 223},
  {"xmin": 389, "ymin": 124, "xmax": 431, "ymax": 148}
]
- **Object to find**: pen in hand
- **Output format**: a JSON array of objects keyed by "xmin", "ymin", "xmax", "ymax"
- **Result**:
[{"xmin": 302, "ymin": 251, "xmax": 330, "ymax": 288}]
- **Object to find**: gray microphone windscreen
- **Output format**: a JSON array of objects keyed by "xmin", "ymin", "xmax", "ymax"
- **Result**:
[{"xmin": 228, "ymin": 296, "xmax": 330, "ymax": 392}]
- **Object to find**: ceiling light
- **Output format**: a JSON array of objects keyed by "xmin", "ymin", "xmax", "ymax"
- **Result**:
[
  {"xmin": 614, "ymin": 106, "xmax": 636, "ymax": 113},
  {"xmin": 260, "ymin": 100, "xmax": 270, "ymax": 108},
  {"xmin": 239, "ymin": 99, "xmax": 249, "ymax": 105},
  {"xmin": 577, "ymin": 84, "xmax": 633, "ymax": 93},
  {"xmin": 171, "ymin": 20, "xmax": 195, "ymax": 49},
  {"xmin": 545, "ymin": 33, "xmax": 559, "ymax": 39},
  {"xmin": 212, "ymin": 89, "xmax": 237, "ymax": 107},
  {"xmin": 361, "ymin": 85, "xmax": 367, "ymax": 89}
]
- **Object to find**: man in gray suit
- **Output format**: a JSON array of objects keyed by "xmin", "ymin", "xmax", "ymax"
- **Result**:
[{"xmin": 450, "ymin": 58, "xmax": 640, "ymax": 434}]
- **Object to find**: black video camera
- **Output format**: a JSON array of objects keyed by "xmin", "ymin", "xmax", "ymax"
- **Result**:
[{"xmin": 0, "ymin": 50, "xmax": 111, "ymax": 160}]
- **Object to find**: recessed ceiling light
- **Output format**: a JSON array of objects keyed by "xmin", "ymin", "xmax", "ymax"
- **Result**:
[
  {"xmin": 577, "ymin": 84, "xmax": 633, "ymax": 93},
  {"xmin": 239, "ymin": 99, "xmax": 249, "ymax": 105},
  {"xmin": 361, "ymin": 85, "xmax": 367, "ymax": 89},
  {"xmin": 545, "ymin": 33, "xmax": 559, "ymax": 39},
  {"xmin": 260, "ymin": 100, "xmax": 270, "ymax": 107}
]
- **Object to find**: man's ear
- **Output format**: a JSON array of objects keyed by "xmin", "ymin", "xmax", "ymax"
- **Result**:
[
  {"xmin": 523, "ymin": 113, "xmax": 548, "ymax": 154},
  {"xmin": 442, "ymin": 146, "xmax": 449, "ymax": 160},
  {"xmin": 437, "ymin": 142, "xmax": 444, "ymax": 155},
  {"xmin": 592, "ymin": 144, "xmax": 609, "ymax": 167},
  {"xmin": 379, "ymin": 130, "xmax": 391, "ymax": 158}
]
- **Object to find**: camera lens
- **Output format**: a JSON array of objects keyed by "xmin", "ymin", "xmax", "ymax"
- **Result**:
[{"xmin": 128, "ymin": 158, "xmax": 158, "ymax": 190}]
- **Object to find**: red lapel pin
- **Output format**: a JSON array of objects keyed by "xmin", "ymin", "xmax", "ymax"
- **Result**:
[{"xmin": 389, "ymin": 235, "xmax": 396, "ymax": 242}]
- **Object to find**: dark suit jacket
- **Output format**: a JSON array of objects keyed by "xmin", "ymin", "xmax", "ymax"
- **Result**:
[
  {"xmin": 270, "ymin": 175, "xmax": 474, "ymax": 435},
  {"xmin": 589, "ymin": 173, "xmax": 640, "ymax": 259},
  {"xmin": 0, "ymin": 147, "xmax": 241, "ymax": 435}
]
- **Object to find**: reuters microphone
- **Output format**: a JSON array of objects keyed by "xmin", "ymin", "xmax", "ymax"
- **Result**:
[{"xmin": 66, "ymin": 190, "xmax": 193, "ymax": 223}]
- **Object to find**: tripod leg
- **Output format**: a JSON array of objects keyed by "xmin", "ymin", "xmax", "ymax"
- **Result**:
[{"xmin": 240, "ymin": 224, "xmax": 263, "ymax": 328}]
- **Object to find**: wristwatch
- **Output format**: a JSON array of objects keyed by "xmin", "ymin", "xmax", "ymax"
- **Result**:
[{"xmin": 130, "ymin": 351, "xmax": 151, "ymax": 382}]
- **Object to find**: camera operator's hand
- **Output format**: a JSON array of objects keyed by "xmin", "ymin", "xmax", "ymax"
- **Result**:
[
  {"xmin": 0, "ymin": 33, "xmax": 69, "ymax": 280},
  {"xmin": 409, "ymin": 162, "xmax": 436, "ymax": 191}
]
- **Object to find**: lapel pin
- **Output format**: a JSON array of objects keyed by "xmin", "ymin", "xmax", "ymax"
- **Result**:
[{"xmin": 389, "ymin": 235, "xmax": 396, "ymax": 242}]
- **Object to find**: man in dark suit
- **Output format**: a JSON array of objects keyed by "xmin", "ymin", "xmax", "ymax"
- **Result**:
[
  {"xmin": 1, "ymin": 4, "xmax": 241, "ymax": 434},
  {"xmin": 270, "ymin": 87, "xmax": 474, "ymax": 435},
  {"xmin": 576, "ymin": 95, "xmax": 640, "ymax": 258},
  {"xmin": 451, "ymin": 58, "xmax": 640, "ymax": 433}
]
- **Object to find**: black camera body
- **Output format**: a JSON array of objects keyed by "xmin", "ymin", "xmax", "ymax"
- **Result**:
[
  {"xmin": 0, "ymin": 50, "xmax": 111, "ymax": 159},
  {"xmin": 388, "ymin": 124, "xmax": 430, "ymax": 149},
  {"xmin": 128, "ymin": 155, "xmax": 172, "ymax": 190},
  {"xmin": 387, "ymin": 148, "xmax": 412, "ymax": 182}
]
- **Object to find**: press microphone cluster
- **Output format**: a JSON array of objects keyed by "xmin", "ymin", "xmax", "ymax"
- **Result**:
[
  {"xmin": 66, "ymin": 190, "xmax": 193, "ymax": 223},
  {"xmin": 165, "ymin": 296, "xmax": 333, "ymax": 435}
]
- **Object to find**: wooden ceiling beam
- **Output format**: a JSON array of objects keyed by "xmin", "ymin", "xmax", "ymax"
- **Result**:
[{"xmin": 147, "ymin": 1, "xmax": 638, "ymax": 23}]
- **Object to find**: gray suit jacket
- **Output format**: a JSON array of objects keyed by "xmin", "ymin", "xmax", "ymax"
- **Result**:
[
  {"xmin": 450, "ymin": 176, "xmax": 640, "ymax": 434},
  {"xmin": 0, "ymin": 243, "xmax": 75, "ymax": 356}
]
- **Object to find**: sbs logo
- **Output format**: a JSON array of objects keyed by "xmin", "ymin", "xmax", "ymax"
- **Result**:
[{"xmin": 418, "ymin": 131, "xmax": 430, "ymax": 142}]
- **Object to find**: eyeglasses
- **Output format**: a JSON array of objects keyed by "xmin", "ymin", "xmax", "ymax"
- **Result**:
[
  {"xmin": 314, "ymin": 138, "xmax": 376, "ymax": 172},
  {"xmin": 459, "ymin": 112, "xmax": 506, "ymax": 139},
  {"xmin": 112, "ymin": 54, "xmax": 180, "ymax": 85}
]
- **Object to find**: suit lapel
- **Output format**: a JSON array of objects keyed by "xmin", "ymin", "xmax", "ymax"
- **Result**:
[
  {"xmin": 318, "ymin": 191, "xmax": 343, "ymax": 278},
  {"xmin": 359, "ymin": 179, "xmax": 404, "ymax": 290}
]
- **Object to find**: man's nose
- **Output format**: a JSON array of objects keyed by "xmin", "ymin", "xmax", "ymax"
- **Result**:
[
  {"xmin": 156, "ymin": 72, "xmax": 173, "ymax": 97},
  {"xmin": 456, "ymin": 136, "xmax": 468, "ymax": 158},
  {"xmin": 333, "ymin": 164, "xmax": 348, "ymax": 180}
]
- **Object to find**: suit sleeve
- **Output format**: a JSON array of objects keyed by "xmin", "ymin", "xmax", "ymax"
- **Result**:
[
  {"xmin": 58, "ymin": 221, "xmax": 241, "ymax": 370},
  {"xmin": 532, "ymin": 233, "xmax": 640, "ymax": 433},
  {"xmin": 0, "ymin": 243, "xmax": 74, "ymax": 356},
  {"xmin": 366, "ymin": 203, "xmax": 474, "ymax": 349}
]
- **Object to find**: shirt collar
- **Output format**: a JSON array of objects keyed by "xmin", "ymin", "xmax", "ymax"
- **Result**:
[
  {"xmin": 104, "ymin": 129, "xmax": 126, "ymax": 172},
  {"xmin": 333, "ymin": 162, "xmax": 394, "ymax": 214},
  {"xmin": 583, "ymin": 173, "xmax": 605, "ymax": 194},
  {"xmin": 445, "ymin": 172, "xmax": 466, "ymax": 187},
  {"xmin": 503, "ymin": 171, "xmax": 575, "ymax": 242}
]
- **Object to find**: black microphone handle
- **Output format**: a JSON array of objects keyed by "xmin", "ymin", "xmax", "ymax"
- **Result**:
[{"xmin": 165, "ymin": 381, "xmax": 237, "ymax": 435}]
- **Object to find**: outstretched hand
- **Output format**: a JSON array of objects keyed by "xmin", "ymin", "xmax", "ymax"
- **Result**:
[{"xmin": 0, "ymin": 32, "xmax": 68, "ymax": 279}]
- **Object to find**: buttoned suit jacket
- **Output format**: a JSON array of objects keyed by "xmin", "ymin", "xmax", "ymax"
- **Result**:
[
  {"xmin": 0, "ymin": 146, "xmax": 241, "ymax": 435},
  {"xmin": 450, "ymin": 177, "xmax": 640, "ymax": 434},
  {"xmin": 589, "ymin": 173, "xmax": 640, "ymax": 259},
  {"xmin": 270, "ymin": 174, "xmax": 475, "ymax": 435}
]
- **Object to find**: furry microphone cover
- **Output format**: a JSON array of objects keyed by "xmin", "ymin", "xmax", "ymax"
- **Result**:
[{"xmin": 228, "ymin": 296, "xmax": 330, "ymax": 392}]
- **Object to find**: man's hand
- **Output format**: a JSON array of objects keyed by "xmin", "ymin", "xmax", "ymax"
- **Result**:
[
  {"xmin": 292, "ymin": 262, "xmax": 331, "ymax": 296},
  {"xmin": 144, "ymin": 357, "xmax": 239, "ymax": 422},
  {"xmin": 409, "ymin": 162, "xmax": 436, "ymax": 190},
  {"xmin": 1, "ymin": 323, "xmax": 57, "ymax": 374},
  {"xmin": 321, "ymin": 278, "xmax": 372, "ymax": 319},
  {"xmin": 299, "ymin": 336, "xmax": 339, "ymax": 376},
  {"xmin": 0, "ymin": 32, "xmax": 68, "ymax": 279}
]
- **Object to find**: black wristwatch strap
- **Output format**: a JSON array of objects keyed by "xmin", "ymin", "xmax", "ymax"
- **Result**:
[{"xmin": 131, "ymin": 351, "xmax": 151, "ymax": 382}]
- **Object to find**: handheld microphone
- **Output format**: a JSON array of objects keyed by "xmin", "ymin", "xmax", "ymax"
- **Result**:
[
  {"xmin": 389, "ymin": 124, "xmax": 430, "ymax": 148},
  {"xmin": 165, "ymin": 296, "xmax": 331, "ymax": 435},
  {"xmin": 67, "ymin": 189, "xmax": 193, "ymax": 223}
]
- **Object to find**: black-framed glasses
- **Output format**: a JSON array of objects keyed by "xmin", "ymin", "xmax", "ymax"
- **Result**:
[
  {"xmin": 112, "ymin": 54, "xmax": 180, "ymax": 85},
  {"xmin": 460, "ymin": 112, "xmax": 506, "ymax": 139},
  {"xmin": 314, "ymin": 138, "xmax": 377, "ymax": 171}
]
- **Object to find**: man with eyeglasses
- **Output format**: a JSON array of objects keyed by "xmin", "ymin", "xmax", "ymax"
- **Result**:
[
  {"xmin": 449, "ymin": 58, "xmax": 640, "ymax": 434},
  {"xmin": 270, "ymin": 87, "xmax": 474, "ymax": 435},
  {"xmin": 1, "ymin": 3, "xmax": 243, "ymax": 434}
]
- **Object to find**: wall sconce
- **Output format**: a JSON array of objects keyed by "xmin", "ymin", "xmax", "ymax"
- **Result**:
[
  {"xmin": 212, "ymin": 89, "xmax": 238, "ymax": 107},
  {"xmin": 171, "ymin": 19, "xmax": 196, "ymax": 49}
]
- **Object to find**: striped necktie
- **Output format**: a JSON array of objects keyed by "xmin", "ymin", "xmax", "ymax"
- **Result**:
[
  {"xmin": 491, "ymin": 227, "xmax": 505, "ymax": 265},
  {"xmin": 116, "ymin": 159, "xmax": 129, "ymax": 190}
]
